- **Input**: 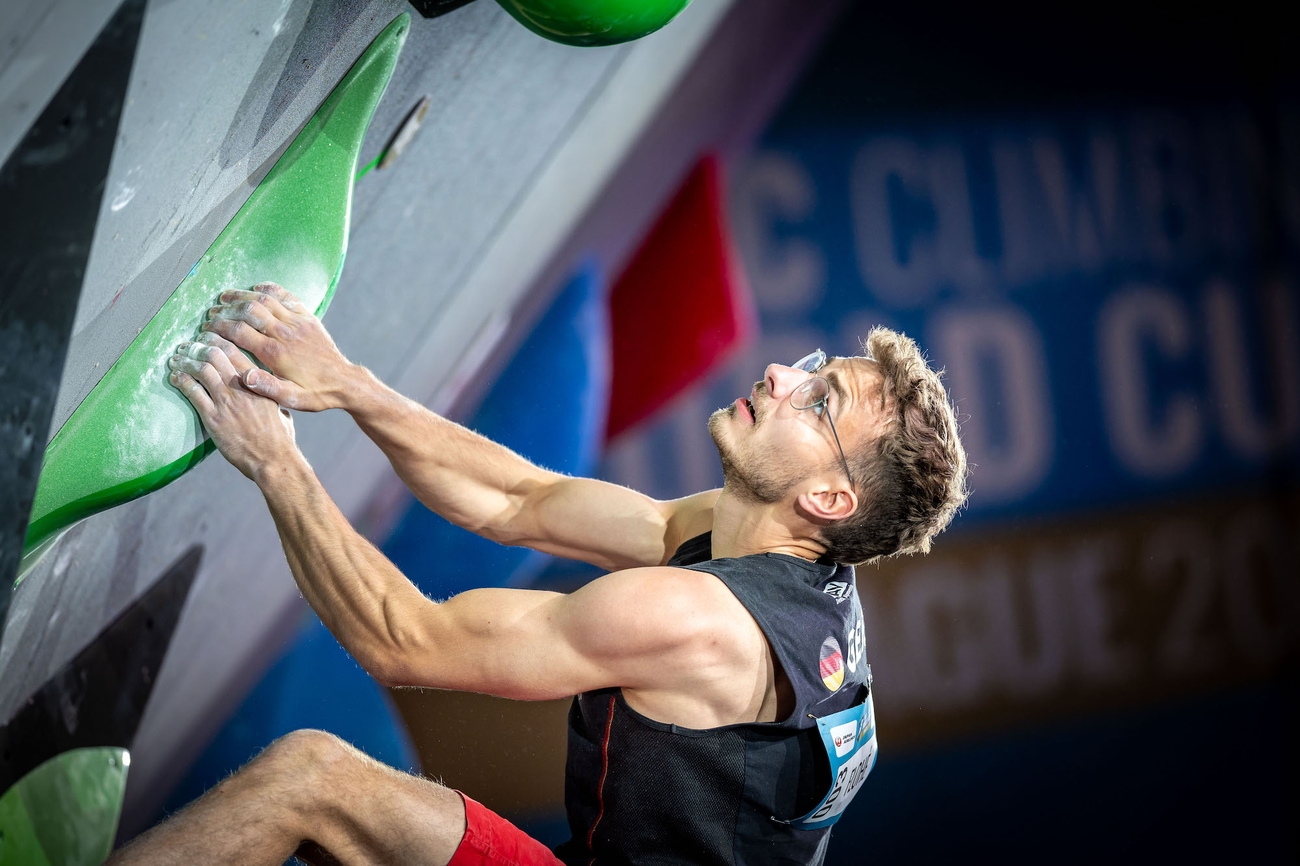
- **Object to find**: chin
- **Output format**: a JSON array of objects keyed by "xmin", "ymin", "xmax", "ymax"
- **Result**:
[
  {"xmin": 706, "ymin": 405, "xmax": 732, "ymax": 445},
  {"xmin": 708, "ymin": 414, "xmax": 789, "ymax": 506}
]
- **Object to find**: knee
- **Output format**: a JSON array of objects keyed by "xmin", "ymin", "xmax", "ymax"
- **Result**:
[
  {"xmin": 233, "ymin": 730, "xmax": 361, "ymax": 829},
  {"xmin": 260, "ymin": 729, "xmax": 354, "ymax": 777}
]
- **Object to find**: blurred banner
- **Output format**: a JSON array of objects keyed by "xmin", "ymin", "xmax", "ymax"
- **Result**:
[
  {"xmin": 600, "ymin": 105, "xmax": 1300, "ymax": 746},
  {"xmin": 862, "ymin": 494, "xmax": 1297, "ymax": 747}
]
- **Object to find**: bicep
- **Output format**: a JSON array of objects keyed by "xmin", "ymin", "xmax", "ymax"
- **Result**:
[{"xmin": 394, "ymin": 569, "xmax": 736, "ymax": 701}]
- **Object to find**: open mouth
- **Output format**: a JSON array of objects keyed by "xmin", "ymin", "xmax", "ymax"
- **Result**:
[{"xmin": 743, "ymin": 397, "xmax": 756, "ymax": 423}]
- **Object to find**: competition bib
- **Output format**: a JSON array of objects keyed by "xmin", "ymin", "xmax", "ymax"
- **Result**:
[{"xmin": 790, "ymin": 691, "xmax": 877, "ymax": 830}]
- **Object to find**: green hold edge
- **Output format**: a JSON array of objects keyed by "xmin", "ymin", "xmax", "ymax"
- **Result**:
[
  {"xmin": 495, "ymin": 0, "xmax": 692, "ymax": 46},
  {"xmin": 19, "ymin": 14, "xmax": 410, "ymax": 576},
  {"xmin": 0, "ymin": 748, "xmax": 130, "ymax": 866}
]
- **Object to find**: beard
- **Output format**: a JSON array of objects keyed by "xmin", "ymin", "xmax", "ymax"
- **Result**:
[{"xmin": 707, "ymin": 405, "xmax": 801, "ymax": 505}]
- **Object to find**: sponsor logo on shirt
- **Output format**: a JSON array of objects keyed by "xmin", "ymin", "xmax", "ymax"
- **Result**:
[
  {"xmin": 819, "ymin": 636, "xmax": 845, "ymax": 692},
  {"xmin": 822, "ymin": 580, "xmax": 853, "ymax": 604},
  {"xmin": 830, "ymin": 720, "xmax": 857, "ymax": 757}
]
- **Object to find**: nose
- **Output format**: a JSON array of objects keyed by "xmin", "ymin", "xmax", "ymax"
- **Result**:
[{"xmin": 764, "ymin": 363, "xmax": 808, "ymax": 402}]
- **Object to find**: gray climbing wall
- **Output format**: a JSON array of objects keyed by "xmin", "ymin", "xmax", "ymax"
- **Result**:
[{"xmin": 0, "ymin": 0, "xmax": 838, "ymax": 835}]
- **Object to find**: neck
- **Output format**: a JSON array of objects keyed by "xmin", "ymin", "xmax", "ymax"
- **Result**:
[{"xmin": 710, "ymin": 487, "xmax": 827, "ymax": 562}]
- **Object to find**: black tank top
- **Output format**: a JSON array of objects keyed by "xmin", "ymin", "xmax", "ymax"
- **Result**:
[{"xmin": 554, "ymin": 533, "xmax": 871, "ymax": 866}]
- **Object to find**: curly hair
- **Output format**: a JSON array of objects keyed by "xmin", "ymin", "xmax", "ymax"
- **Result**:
[{"xmin": 820, "ymin": 327, "xmax": 969, "ymax": 565}]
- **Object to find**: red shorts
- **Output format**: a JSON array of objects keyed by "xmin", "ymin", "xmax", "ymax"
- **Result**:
[{"xmin": 448, "ymin": 792, "xmax": 564, "ymax": 866}]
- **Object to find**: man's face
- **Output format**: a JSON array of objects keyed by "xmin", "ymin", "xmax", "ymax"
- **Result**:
[{"xmin": 708, "ymin": 355, "xmax": 884, "ymax": 505}]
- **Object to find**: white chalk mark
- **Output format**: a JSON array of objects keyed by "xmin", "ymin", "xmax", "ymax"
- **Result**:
[{"xmin": 110, "ymin": 184, "xmax": 136, "ymax": 212}]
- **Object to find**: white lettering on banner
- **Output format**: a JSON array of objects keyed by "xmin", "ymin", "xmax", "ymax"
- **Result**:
[
  {"xmin": 1204, "ymin": 280, "xmax": 1300, "ymax": 458},
  {"xmin": 850, "ymin": 138, "xmax": 988, "ymax": 306},
  {"xmin": 992, "ymin": 131, "xmax": 1125, "ymax": 283},
  {"xmin": 1221, "ymin": 508, "xmax": 1299, "ymax": 665},
  {"xmin": 894, "ymin": 563, "xmax": 983, "ymax": 707},
  {"xmin": 1142, "ymin": 520, "xmax": 1225, "ymax": 674},
  {"xmin": 979, "ymin": 555, "xmax": 1069, "ymax": 695},
  {"xmin": 1036, "ymin": 133, "xmax": 1123, "ymax": 270},
  {"xmin": 932, "ymin": 307, "xmax": 1054, "ymax": 502},
  {"xmin": 1098, "ymin": 281, "xmax": 1300, "ymax": 477},
  {"xmin": 859, "ymin": 504, "xmax": 1299, "ymax": 729},
  {"xmin": 734, "ymin": 112, "xmax": 1270, "ymax": 313},
  {"xmin": 1065, "ymin": 537, "xmax": 1138, "ymax": 682},
  {"xmin": 883, "ymin": 538, "xmax": 1133, "ymax": 711},
  {"xmin": 851, "ymin": 138, "xmax": 933, "ymax": 303},
  {"xmin": 1098, "ymin": 286, "xmax": 1201, "ymax": 476},
  {"xmin": 730, "ymin": 153, "xmax": 825, "ymax": 314},
  {"xmin": 1142, "ymin": 511, "xmax": 1299, "ymax": 673}
]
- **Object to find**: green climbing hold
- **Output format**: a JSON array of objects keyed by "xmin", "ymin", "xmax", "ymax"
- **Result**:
[
  {"xmin": 0, "ymin": 747, "xmax": 130, "ymax": 866},
  {"xmin": 19, "ymin": 14, "xmax": 410, "ymax": 576},
  {"xmin": 495, "ymin": 0, "xmax": 692, "ymax": 46}
]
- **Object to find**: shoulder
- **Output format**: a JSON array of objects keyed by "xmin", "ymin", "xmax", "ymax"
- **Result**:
[
  {"xmin": 575, "ymin": 565, "xmax": 742, "ymax": 624},
  {"xmin": 564, "ymin": 565, "xmax": 762, "ymax": 660}
]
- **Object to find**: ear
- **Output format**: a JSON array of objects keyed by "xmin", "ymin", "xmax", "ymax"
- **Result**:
[{"xmin": 796, "ymin": 485, "xmax": 858, "ymax": 525}]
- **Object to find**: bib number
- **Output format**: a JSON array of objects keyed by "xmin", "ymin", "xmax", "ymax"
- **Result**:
[{"xmin": 793, "ymin": 693, "xmax": 877, "ymax": 830}]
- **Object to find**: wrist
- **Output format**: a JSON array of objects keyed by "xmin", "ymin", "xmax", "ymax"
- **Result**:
[
  {"xmin": 250, "ymin": 446, "xmax": 311, "ymax": 490},
  {"xmin": 336, "ymin": 363, "xmax": 388, "ymax": 416},
  {"xmin": 325, "ymin": 361, "xmax": 370, "ymax": 412}
]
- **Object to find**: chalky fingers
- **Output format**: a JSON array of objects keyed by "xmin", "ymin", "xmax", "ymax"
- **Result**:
[
  {"xmin": 251, "ymin": 281, "xmax": 308, "ymax": 314},
  {"xmin": 168, "ymin": 351, "xmax": 226, "ymax": 401},
  {"xmin": 169, "ymin": 370, "xmax": 214, "ymax": 416},
  {"xmin": 196, "ymin": 331, "xmax": 257, "ymax": 377},
  {"xmin": 219, "ymin": 287, "xmax": 300, "ymax": 324}
]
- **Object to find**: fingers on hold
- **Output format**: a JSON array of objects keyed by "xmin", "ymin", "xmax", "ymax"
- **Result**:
[
  {"xmin": 202, "ymin": 343, "xmax": 242, "ymax": 384},
  {"xmin": 253, "ymin": 281, "xmax": 287, "ymax": 299},
  {"xmin": 170, "ymin": 370, "xmax": 214, "ymax": 412},
  {"xmin": 180, "ymin": 342, "xmax": 233, "ymax": 380},
  {"xmin": 254, "ymin": 281, "xmax": 305, "ymax": 312},
  {"xmin": 227, "ymin": 301, "xmax": 267, "ymax": 331},
  {"xmin": 207, "ymin": 301, "xmax": 267, "ymax": 334},
  {"xmin": 204, "ymin": 317, "xmax": 274, "ymax": 357},
  {"xmin": 169, "ymin": 352, "xmax": 222, "ymax": 391},
  {"xmin": 198, "ymin": 330, "xmax": 236, "ymax": 356},
  {"xmin": 167, "ymin": 353, "xmax": 196, "ymax": 374},
  {"xmin": 179, "ymin": 340, "xmax": 215, "ymax": 362},
  {"xmin": 255, "ymin": 292, "xmax": 295, "ymax": 323},
  {"xmin": 200, "ymin": 332, "xmax": 256, "ymax": 374}
]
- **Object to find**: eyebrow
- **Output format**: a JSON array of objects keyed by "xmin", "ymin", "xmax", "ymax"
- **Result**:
[{"xmin": 825, "ymin": 369, "xmax": 849, "ymax": 416}]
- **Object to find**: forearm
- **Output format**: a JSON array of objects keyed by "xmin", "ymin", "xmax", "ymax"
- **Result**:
[
  {"xmin": 255, "ymin": 452, "xmax": 431, "ymax": 683},
  {"xmin": 338, "ymin": 365, "xmax": 547, "ymax": 541},
  {"xmin": 333, "ymin": 367, "xmax": 705, "ymax": 571}
]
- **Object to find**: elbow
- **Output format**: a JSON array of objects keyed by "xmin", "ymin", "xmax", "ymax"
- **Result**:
[{"xmin": 358, "ymin": 649, "xmax": 410, "ymax": 689}]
